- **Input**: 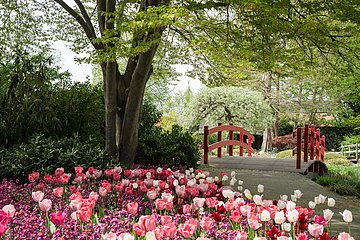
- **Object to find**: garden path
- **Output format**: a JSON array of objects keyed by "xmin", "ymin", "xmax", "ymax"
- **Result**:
[{"xmin": 199, "ymin": 163, "xmax": 360, "ymax": 238}]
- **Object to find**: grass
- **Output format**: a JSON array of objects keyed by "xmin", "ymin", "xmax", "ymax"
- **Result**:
[{"xmin": 316, "ymin": 164, "xmax": 360, "ymax": 197}]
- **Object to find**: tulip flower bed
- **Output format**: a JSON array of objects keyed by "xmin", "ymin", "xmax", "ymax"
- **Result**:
[{"xmin": 0, "ymin": 166, "xmax": 356, "ymax": 240}]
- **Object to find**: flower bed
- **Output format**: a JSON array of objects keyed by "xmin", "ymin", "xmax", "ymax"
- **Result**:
[{"xmin": 0, "ymin": 166, "xmax": 355, "ymax": 239}]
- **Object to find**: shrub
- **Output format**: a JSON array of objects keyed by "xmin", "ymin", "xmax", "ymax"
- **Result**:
[
  {"xmin": 136, "ymin": 125, "xmax": 200, "ymax": 169},
  {"xmin": 316, "ymin": 165, "xmax": 360, "ymax": 197},
  {"xmin": 272, "ymin": 134, "xmax": 296, "ymax": 151},
  {"xmin": 0, "ymin": 135, "xmax": 111, "ymax": 181},
  {"xmin": 341, "ymin": 135, "xmax": 360, "ymax": 146},
  {"xmin": 325, "ymin": 158, "xmax": 353, "ymax": 166}
]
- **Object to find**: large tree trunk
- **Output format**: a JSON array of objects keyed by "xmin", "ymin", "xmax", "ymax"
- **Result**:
[
  {"xmin": 104, "ymin": 61, "xmax": 117, "ymax": 156},
  {"xmin": 118, "ymin": 45, "xmax": 158, "ymax": 166},
  {"xmin": 261, "ymin": 128, "xmax": 273, "ymax": 152}
]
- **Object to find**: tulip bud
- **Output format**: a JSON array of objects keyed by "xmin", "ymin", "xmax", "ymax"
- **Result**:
[{"xmin": 257, "ymin": 184, "xmax": 264, "ymax": 193}]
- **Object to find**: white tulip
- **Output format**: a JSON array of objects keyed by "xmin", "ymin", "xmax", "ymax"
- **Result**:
[
  {"xmin": 323, "ymin": 209, "xmax": 334, "ymax": 221},
  {"xmin": 260, "ymin": 210, "xmax": 271, "ymax": 221},
  {"xmin": 308, "ymin": 201, "xmax": 316, "ymax": 209},
  {"xmin": 231, "ymin": 171, "xmax": 236, "ymax": 177},
  {"xmin": 290, "ymin": 194, "xmax": 297, "ymax": 202},
  {"xmin": 286, "ymin": 209, "xmax": 299, "ymax": 222},
  {"xmin": 282, "ymin": 222, "xmax": 291, "ymax": 232},
  {"xmin": 257, "ymin": 184, "xmax": 264, "ymax": 193},
  {"xmin": 280, "ymin": 195, "xmax": 288, "ymax": 201},
  {"xmin": 277, "ymin": 200, "xmax": 286, "ymax": 210},
  {"xmin": 286, "ymin": 201, "xmax": 296, "ymax": 211},
  {"xmin": 340, "ymin": 209, "xmax": 353, "ymax": 223},
  {"xmin": 253, "ymin": 195, "xmax": 263, "ymax": 205},
  {"xmin": 275, "ymin": 211, "xmax": 286, "ymax": 224},
  {"xmin": 294, "ymin": 190, "xmax": 303, "ymax": 199},
  {"xmin": 328, "ymin": 198, "xmax": 335, "ymax": 207},
  {"xmin": 238, "ymin": 180, "xmax": 243, "ymax": 185}
]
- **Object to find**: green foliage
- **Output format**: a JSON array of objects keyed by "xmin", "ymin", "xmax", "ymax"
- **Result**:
[
  {"xmin": 0, "ymin": 51, "xmax": 106, "ymax": 146},
  {"xmin": 139, "ymin": 99, "xmax": 162, "ymax": 134},
  {"xmin": 0, "ymin": 135, "xmax": 111, "ymax": 181},
  {"xmin": 324, "ymin": 152, "xmax": 351, "ymax": 166},
  {"xmin": 136, "ymin": 125, "xmax": 200, "ymax": 169},
  {"xmin": 186, "ymin": 87, "xmax": 273, "ymax": 132},
  {"xmin": 316, "ymin": 165, "xmax": 360, "ymax": 197},
  {"xmin": 341, "ymin": 135, "xmax": 360, "ymax": 146},
  {"xmin": 318, "ymin": 126, "xmax": 354, "ymax": 150}
]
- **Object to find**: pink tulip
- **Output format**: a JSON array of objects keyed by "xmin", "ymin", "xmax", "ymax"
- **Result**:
[
  {"xmin": 183, "ymin": 204, "xmax": 192, "ymax": 214},
  {"xmin": 178, "ymin": 219, "xmax": 198, "ymax": 238},
  {"xmin": 39, "ymin": 199, "xmax": 52, "ymax": 212},
  {"xmin": 0, "ymin": 223, "xmax": 7, "ymax": 236},
  {"xmin": 77, "ymin": 207, "xmax": 92, "ymax": 222},
  {"xmin": 59, "ymin": 174, "xmax": 71, "ymax": 184},
  {"xmin": 154, "ymin": 227, "xmax": 164, "ymax": 240},
  {"xmin": 161, "ymin": 192, "xmax": 173, "ymax": 203},
  {"xmin": 338, "ymin": 232, "xmax": 355, "ymax": 240},
  {"xmin": 32, "ymin": 191, "xmax": 44, "ymax": 202},
  {"xmin": 70, "ymin": 199, "xmax": 82, "ymax": 211},
  {"xmin": 133, "ymin": 223, "xmax": 146, "ymax": 236},
  {"xmin": 163, "ymin": 222, "xmax": 177, "ymax": 238},
  {"xmin": 28, "ymin": 172, "xmax": 40, "ymax": 183},
  {"xmin": 200, "ymin": 216, "xmax": 214, "ymax": 231},
  {"xmin": 55, "ymin": 168, "xmax": 64, "ymax": 177},
  {"xmin": 161, "ymin": 215, "xmax": 172, "ymax": 225},
  {"xmin": 138, "ymin": 215, "xmax": 156, "ymax": 232},
  {"xmin": 89, "ymin": 191, "xmax": 99, "ymax": 201},
  {"xmin": 53, "ymin": 187, "xmax": 64, "ymax": 197},
  {"xmin": 99, "ymin": 187, "xmax": 108, "ymax": 197},
  {"xmin": 175, "ymin": 185, "xmax": 187, "ymax": 199},
  {"xmin": 248, "ymin": 212, "xmax": 262, "ymax": 230},
  {"xmin": 146, "ymin": 189, "xmax": 157, "ymax": 200},
  {"xmin": 296, "ymin": 233, "xmax": 309, "ymax": 240},
  {"xmin": 155, "ymin": 199, "xmax": 166, "ymax": 211},
  {"xmin": 0, "ymin": 210, "xmax": 11, "ymax": 225},
  {"xmin": 102, "ymin": 232, "xmax": 117, "ymax": 240},
  {"xmin": 49, "ymin": 211, "xmax": 66, "ymax": 225},
  {"xmin": 205, "ymin": 197, "xmax": 218, "ymax": 208},
  {"xmin": 230, "ymin": 210, "xmax": 242, "ymax": 222},
  {"xmin": 74, "ymin": 166, "xmax": 83, "ymax": 174},
  {"xmin": 236, "ymin": 232, "xmax": 248, "ymax": 240},
  {"xmin": 193, "ymin": 197, "xmax": 205, "ymax": 210},
  {"xmin": 2, "ymin": 205, "xmax": 15, "ymax": 218},
  {"xmin": 308, "ymin": 223, "xmax": 324, "ymax": 237},
  {"xmin": 126, "ymin": 202, "xmax": 138, "ymax": 215}
]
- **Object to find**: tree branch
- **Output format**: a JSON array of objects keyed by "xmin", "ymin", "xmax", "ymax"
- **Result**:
[
  {"xmin": 97, "ymin": 0, "xmax": 106, "ymax": 36},
  {"xmin": 54, "ymin": 0, "xmax": 103, "ymax": 50},
  {"xmin": 74, "ymin": 0, "xmax": 97, "ymax": 37}
]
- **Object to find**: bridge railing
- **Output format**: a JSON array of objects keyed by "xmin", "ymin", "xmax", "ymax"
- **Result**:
[
  {"xmin": 293, "ymin": 124, "xmax": 325, "ymax": 170},
  {"xmin": 203, "ymin": 123, "xmax": 254, "ymax": 164}
]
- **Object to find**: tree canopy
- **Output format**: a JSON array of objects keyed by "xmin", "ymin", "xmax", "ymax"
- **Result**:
[{"xmin": 186, "ymin": 87, "xmax": 273, "ymax": 132}]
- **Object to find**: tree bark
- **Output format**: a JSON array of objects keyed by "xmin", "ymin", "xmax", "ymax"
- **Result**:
[
  {"xmin": 104, "ymin": 61, "xmax": 117, "ymax": 156},
  {"xmin": 119, "ymin": 45, "xmax": 158, "ymax": 166}
]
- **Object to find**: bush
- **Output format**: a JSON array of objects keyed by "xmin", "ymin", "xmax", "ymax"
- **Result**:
[
  {"xmin": 316, "ymin": 165, "xmax": 360, "ymax": 197},
  {"xmin": 136, "ymin": 125, "xmax": 200, "ymax": 169},
  {"xmin": 325, "ymin": 158, "xmax": 353, "ymax": 166},
  {"xmin": 341, "ymin": 135, "xmax": 360, "ymax": 146},
  {"xmin": 0, "ymin": 135, "xmax": 111, "ymax": 181},
  {"xmin": 272, "ymin": 134, "xmax": 296, "ymax": 151}
]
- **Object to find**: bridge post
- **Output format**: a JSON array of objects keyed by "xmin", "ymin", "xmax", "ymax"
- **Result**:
[
  {"xmin": 247, "ymin": 138, "xmax": 252, "ymax": 157},
  {"xmin": 316, "ymin": 128, "xmax": 320, "ymax": 160},
  {"xmin": 296, "ymin": 127, "xmax": 302, "ymax": 169},
  {"xmin": 304, "ymin": 124, "xmax": 309, "ymax": 162},
  {"xmin": 204, "ymin": 126, "xmax": 209, "ymax": 164},
  {"xmin": 229, "ymin": 123, "xmax": 233, "ymax": 156},
  {"xmin": 217, "ymin": 123, "xmax": 222, "ymax": 158},
  {"xmin": 239, "ymin": 132, "xmax": 243, "ymax": 156},
  {"xmin": 321, "ymin": 135, "xmax": 325, "ymax": 161},
  {"xmin": 310, "ymin": 124, "xmax": 315, "ymax": 160}
]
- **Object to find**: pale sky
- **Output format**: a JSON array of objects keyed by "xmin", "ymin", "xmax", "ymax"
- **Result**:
[{"xmin": 52, "ymin": 41, "xmax": 204, "ymax": 94}]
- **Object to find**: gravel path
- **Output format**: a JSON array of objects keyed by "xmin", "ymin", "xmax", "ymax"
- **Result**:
[{"xmin": 199, "ymin": 164, "xmax": 360, "ymax": 238}]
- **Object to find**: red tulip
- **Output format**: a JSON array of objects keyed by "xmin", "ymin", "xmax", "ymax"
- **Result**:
[{"xmin": 50, "ymin": 211, "xmax": 66, "ymax": 225}]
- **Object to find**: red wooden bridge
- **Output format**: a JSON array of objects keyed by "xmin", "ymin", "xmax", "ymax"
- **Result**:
[{"xmin": 203, "ymin": 123, "xmax": 327, "ymax": 176}]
